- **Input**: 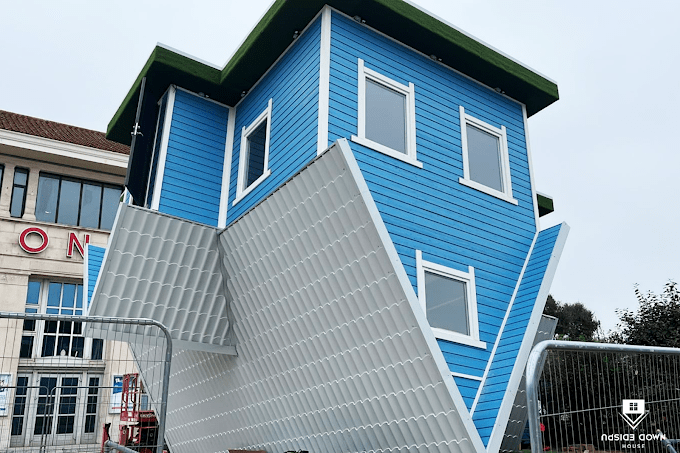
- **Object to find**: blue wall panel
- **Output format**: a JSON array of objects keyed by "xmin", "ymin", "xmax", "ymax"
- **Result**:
[
  {"xmin": 227, "ymin": 16, "xmax": 321, "ymax": 222},
  {"xmin": 158, "ymin": 89, "xmax": 229, "ymax": 226},
  {"xmin": 472, "ymin": 224, "xmax": 563, "ymax": 444},
  {"xmin": 86, "ymin": 244, "xmax": 106, "ymax": 308},
  {"xmin": 328, "ymin": 10, "xmax": 537, "ymax": 418},
  {"xmin": 454, "ymin": 376, "xmax": 482, "ymax": 411}
]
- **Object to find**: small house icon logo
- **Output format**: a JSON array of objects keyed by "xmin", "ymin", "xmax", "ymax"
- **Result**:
[{"xmin": 621, "ymin": 399, "xmax": 648, "ymax": 430}]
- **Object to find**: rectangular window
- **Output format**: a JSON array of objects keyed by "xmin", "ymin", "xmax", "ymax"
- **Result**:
[
  {"xmin": 11, "ymin": 376, "xmax": 29, "ymax": 436},
  {"xmin": 23, "ymin": 279, "xmax": 102, "ymax": 360},
  {"xmin": 10, "ymin": 168, "xmax": 29, "ymax": 218},
  {"xmin": 235, "ymin": 99, "xmax": 272, "ymax": 204},
  {"xmin": 459, "ymin": 106, "xmax": 517, "ymax": 204},
  {"xmin": 84, "ymin": 377, "xmax": 100, "ymax": 433},
  {"xmin": 416, "ymin": 251, "xmax": 485, "ymax": 348},
  {"xmin": 352, "ymin": 59, "xmax": 419, "ymax": 168},
  {"xmin": 35, "ymin": 173, "xmax": 122, "ymax": 230}
]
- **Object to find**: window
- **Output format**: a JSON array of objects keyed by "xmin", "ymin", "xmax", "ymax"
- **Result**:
[
  {"xmin": 11, "ymin": 168, "xmax": 29, "ymax": 218},
  {"xmin": 235, "ymin": 99, "xmax": 272, "ymax": 203},
  {"xmin": 459, "ymin": 106, "xmax": 517, "ymax": 204},
  {"xmin": 11, "ymin": 376, "xmax": 28, "ymax": 436},
  {"xmin": 351, "ymin": 59, "xmax": 420, "ymax": 167},
  {"xmin": 416, "ymin": 251, "xmax": 485, "ymax": 348},
  {"xmin": 35, "ymin": 173, "xmax": 122, "ymax": 230},
  {"xmin": 21, "ymin": 279, "xmax": 103, "ymax": 360},
  {"xmin": 12, "ymin": 373, "xmax": 103, "ymax": 444}
]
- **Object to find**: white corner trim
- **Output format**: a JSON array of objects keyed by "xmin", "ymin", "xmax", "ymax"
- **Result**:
[
  {"xmin": 317, "ymin": 6, "xmax": 331, "ymax": 156},
  {"xmin": 452, "ymin": 371, "xmax": 484, "ymax": 382},
  {"xmin": 523, "ymin": 104, "xmax": 541, "ymax": 230},
  {"xmin": 150, "ymin": 86, "xmax": 176, "ymax": 211},
  {"xmin": 219, "ymin": 106, "xmax": 236, "ymax": 228},
  {"xmin": 0, "ymin": 129, "xmax": 128, "ymax": 168},
  {"xmin": 485, "ymin": 223, "xmax": 570, "ymax": 453},
  {"xmin": 470, "ymin": 229, "xmax": 539, "ymax": 417},
  {"xmin": 234, "ymin": 98, "xmax": 273, "ymax": 205},
  {"xmin": 459, "ymin": 106, "xmax": 516, "ymax": 203},
  {"xmin": 416, "ymin": 250, "xmax": 486, "ymax": 349},
  {"xmin": 335, "ymin": 139, "xmax": 486, "ymax": 452},
  {"xmin": 355, "ymin": 58, "xmax": 419, "ymax": 166},
  {"xmin": 82, "ymin": 244, "xmax": 90, "ymax": 312}
]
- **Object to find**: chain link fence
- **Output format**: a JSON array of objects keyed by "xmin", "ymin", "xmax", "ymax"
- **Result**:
[
  {"xmin": 0, "ymin": 312, "xmax": 171, "ymax": 453},
  {"xmin": 527, "ymin": 341, "xmax": 680, "ymax": 453}
]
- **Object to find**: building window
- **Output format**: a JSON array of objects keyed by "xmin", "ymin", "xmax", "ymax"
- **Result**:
[
  {"xmin": 0, "ymin": 164, "xmax": 4, "ymax": 198},
  {"xmin": 84, "ymin": 377, "xmax": 100, "ymax": 433},
  {"xmin": 459, "ymin": 106, "xmax": 517, "ymax": 204},
  {"xmin": 35, "ymin": 173, "xmax": 122, "ymax": 230},
  {"xmin": 351, "ymin": 59, "xmax": 420, "ymax": 168},
  {"xmin": 235, "ymin": 99, "xmax": 273, "ymax": 204},
  {"xmin": 11, "ymin": 376, "xmax": 29, "ymax": 436},
  {"xmin": 21, "ymin": 279, "xmax": 103, "ymax": 360},
  {"xmin": 416, "ymin": 251, "xmax": 486, "ymax": 348},
  {"xmin": 10, "ymin": 168, "xmax": 29, "ymax": 218}
]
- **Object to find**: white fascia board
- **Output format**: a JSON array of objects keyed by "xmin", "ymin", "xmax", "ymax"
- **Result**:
[
  {"xmin": 219, "ymin": 106, "xmax": 236, "ymax": 228},
  {"xmin": 317, "ymin": 6, "xmax": 331, "ymax": 155},
  {"xmin": 335, "ymin": 138, "xmax": 486, "ymax": 452},
  {"xmin": 0, "ymin": 129, "xmax": 128, "ymax": 168},
  {"xmin": 156, "ymin": 42, "xmax": 222, "ymax": 70},
  {"xmin": 151, "ymin": 86, "xmax": 176, "ymax": 211},
  {"xmin": 485, "ymin": 223, "xmax": 570, "ymax": 453}
]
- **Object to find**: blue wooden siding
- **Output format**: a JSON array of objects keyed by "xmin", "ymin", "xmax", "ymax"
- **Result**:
[
  {"xmin": 327, "ymin": 9, "xmax": 536, "ymax": 395},
  {"xmin": 158, "ymin": 89, "xmax": 229, "ymax": 226},
  {"xmin": 226, "ymin": 17, "xmax": 321, "ymax": 222},
  {"xmin": 472, "ymin": 224, "xmax": 563, "ymax": 445},
  {"xmin": 454, "ymin": 376, "xmax": 482, "ymax": 411},
  {"xmin": 86, "ymin": 244, "xmax": 105, "ymax": 308}
]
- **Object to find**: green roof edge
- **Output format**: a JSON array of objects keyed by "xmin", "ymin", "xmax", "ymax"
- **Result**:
[{"xmin": 107, "ymin": 0, "xmax": 558, "ymax": 145}]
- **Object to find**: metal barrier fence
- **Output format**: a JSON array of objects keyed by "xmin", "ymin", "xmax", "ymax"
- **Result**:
[
  {"xmin": 527, "ymin": 341, "xmax": 680, "ymax": 453},
  {"xmin": 0, "ymin": 312, "xmax": 171, "ymax": 453}
]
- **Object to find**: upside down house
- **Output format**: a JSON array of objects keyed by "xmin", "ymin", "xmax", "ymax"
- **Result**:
[{"xmin": 86, "ymin": 1, "xmax": 568, "ymax": 451}]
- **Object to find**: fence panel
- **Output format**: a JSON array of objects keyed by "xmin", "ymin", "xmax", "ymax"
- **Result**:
[
  {"xmin": 527, "ymin": 341, "xmax": 680, "ymax": 453},
  {"xmin": 0, "ymin": 312, "xmax": 171, "ymax": 453}
]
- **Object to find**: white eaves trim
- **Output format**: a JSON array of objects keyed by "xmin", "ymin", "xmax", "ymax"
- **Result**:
[{"xmin": 0, "ymin": 129, "xmax": 128, "ymax": 168}]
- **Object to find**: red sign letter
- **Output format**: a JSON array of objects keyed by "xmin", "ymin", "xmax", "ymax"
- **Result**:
[
  {"xmin": 19, "ymin": 227, "xmax": 49, "ymax": 254},
  {"xmin": 67, "ymin": 232, "xmax": 91, "ymax": 258}
]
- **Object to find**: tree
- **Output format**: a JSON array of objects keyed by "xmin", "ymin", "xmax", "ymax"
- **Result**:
[
  {"xmin": 543, "ymin": 295, "xmax": 600, "ymax": 341},
  {"xmin": 610, "ymin": 280, "xmax": 680, "ymax": 347}
]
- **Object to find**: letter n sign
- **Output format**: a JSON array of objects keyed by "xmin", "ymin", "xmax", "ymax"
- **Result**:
[{"xmin": 67, "ymin": 232, "xmax": 91, "ymax": 258}]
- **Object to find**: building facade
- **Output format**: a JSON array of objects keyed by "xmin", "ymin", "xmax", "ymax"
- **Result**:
[
  {"xmin": 0, "ymin": 111, "xmax": 129, "ymax": 448},
  {"xmin": 90, "ymin": 1, "xmax": 568, "ymax": 452}
]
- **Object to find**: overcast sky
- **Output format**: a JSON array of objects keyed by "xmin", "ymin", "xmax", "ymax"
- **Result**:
[{"xmin": 2, "ymin": 0, "xmax": 678, "ymax": 334}]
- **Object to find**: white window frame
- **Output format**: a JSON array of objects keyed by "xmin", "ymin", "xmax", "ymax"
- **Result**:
[
  {"xmin": 234, "ymin": 98, "xmax": 273, "ymax": 205},
  {"xmin": 351, "ymin": 59, "xmax": 421, "ymax": 168},
  {"xmin": 459, "ymin": 106, "xmax": 517, "ymax": 205},
  {"xmin": 416, "ymin": 250, "xmax": 486, "ymax": 349}
]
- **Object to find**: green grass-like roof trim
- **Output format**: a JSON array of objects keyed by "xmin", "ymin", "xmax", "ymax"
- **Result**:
[{"xmin": 107, "ymin": 0, "xmax": 558, "ymax": 145}]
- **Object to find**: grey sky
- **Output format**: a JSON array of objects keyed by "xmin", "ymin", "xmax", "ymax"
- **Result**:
[{"xmin": 2, "ymin": 0, "xmax": 678, "ymax": 334}]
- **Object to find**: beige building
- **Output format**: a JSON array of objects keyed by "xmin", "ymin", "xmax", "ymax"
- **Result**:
[{"xmin": 0, "ymin": 110, "xmax": 130, "ymax": 449}]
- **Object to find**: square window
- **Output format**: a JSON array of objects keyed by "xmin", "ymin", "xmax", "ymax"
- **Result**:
[
  {"xmin": 459, "ymin": 106, "xmax": 517, "ymax": 204},
  {"xmin": 351, "ymin": 59, "xmax": 420, "ymax": 168},
  {"xmin": 416, "ymin": 250, "xmax": 486, "ymax": 348},
  {"xmin": 234, "ymin": 99, "xmax": 273, "ymax": 204}
]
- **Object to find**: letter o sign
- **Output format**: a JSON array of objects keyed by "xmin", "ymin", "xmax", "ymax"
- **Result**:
[{"xmin": 19, "ymin": 227, "xmax": 49, "ymax": 254}]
